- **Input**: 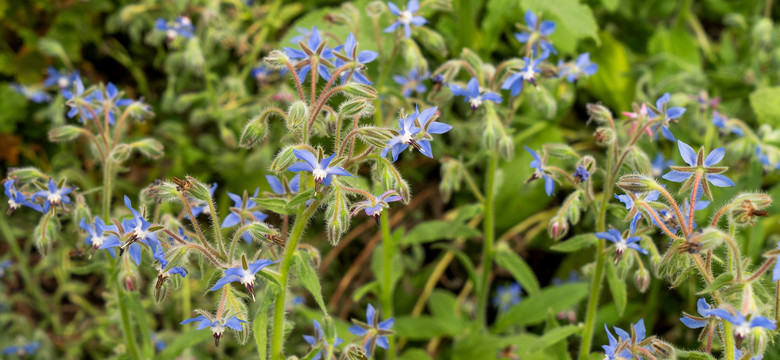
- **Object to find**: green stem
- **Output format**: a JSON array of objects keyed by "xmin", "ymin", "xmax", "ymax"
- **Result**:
[
  {"xmin": 207, "ymin": 197, "xmax": 226, "ymax": 256},
  {"xmin": 114, "ymin": 259, "xmax": 140, "ymax": 360},
  {"xmin": 270, "ymin": 202, "xmax": 319, "ymax": 360},
  {"xmin": 380, "ymin": 211, "xmax": 396, "ymax": 360},
  {"xmin": 476, "ymin": 153, "xmax": 497, "ymax": 328},
  {"xmin": 102, "ymin": 160, "xmax": 113, "ymax": 220},
  {"xmin": 724, "ymin": 322, "xmax": 735, "ymax": 360}
]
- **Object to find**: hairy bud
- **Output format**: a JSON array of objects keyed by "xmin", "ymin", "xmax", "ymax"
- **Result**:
[
  {"xmin": 263, "ymin": 50, "xmax": 290, "ymax": 69},
  {"xmin": 635, "ymin": 267, "xmax": 650, "ymax": 293},
  {"xmin": 49, "ymin": 125, "xmax": 84, "ymax": 142},
  {"xmin": 130, "ymin": 138, "xmax": 165, "ymax": 159},
  {"xmin": 728, "ymin": 193, "xmax": 772, "ymax": 226},
  {"xmin": 616, "ymin": 174, "xmax": 659, "ymax": 193},
  {"xmin": 586, "ymin": 103, "xmax": 614, "ymax": 126},
  {"xmin": 286, "ymin": 101, "xmax": 308, "ymax": 130},
  {"xmin": 593, "ymin": 127, "xmax": 615, "ymax": 146}
]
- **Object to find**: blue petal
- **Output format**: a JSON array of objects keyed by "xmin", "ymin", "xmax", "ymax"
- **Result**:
[
  {"xmin": 662, "ymin": 171, "xmax": 693, "ymax": 183},
  {"xmin": 704, "ymin": 148, "xmax": 725, "ymax": 167},
  {"xmin": 706, "ymin": 174, "xmax": 734, "ymax": 187},
  {"xmin": 680, "ymin": 316, "xmax": 707, "ymax": 329}
]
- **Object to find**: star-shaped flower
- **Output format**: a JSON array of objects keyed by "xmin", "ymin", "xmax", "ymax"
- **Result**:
[
  {"xmin": 62, "ymin": 75, "xmax": 93, "ymax": 121},
  {"xmin": 514, "ymin": 10, "xmax": 556, "ymax": 55},
  {"xmin": 393, "ymin": 68, "xmax": 429, "ymax": 97},
  {"xmin": 492, "ymin": 283, "xmax": 522, "ymax": 313},
  {"xmin": 79, "ymin": 216, "xmax": 118, "ymax": 252},
  {"xmin": 181, "ymin": 313, "xmax": 248, "ymax": 346},
  {"xmin": 680, "ymin": 298, "xmax": 717, "ymax": 329},
  {"xmin": 333, "ymin": 33, "xmax": 378, "ymax": 85},
  {"xmin": 350, "ymin": 190, "xmax": 403, "ymax": 224},
  {"xmin": 348, "ymin": 304, "xmax": 395, "ymax": 357},
  {"xmin": 649, "ymin": 93, "xmax": 685, "ymax": 141},
  {"xmin": 209, "ymin": 258, "xmax": 280, "ymax": 301},
  {"xmin": 221, "ymin": 188, "xmax": 268, "ymax": 244},
  {"xmin": 43, "ymin": 67, "xmax": 80, "ymax": 90},
  {"xmin": 712, "ymin": 111, "xmax": 743, "ymax": 137},
  {"xmin": 558, "ymin": 52, "xmax": 598, "ymax": 83},
  {"xmin": 155, "ymin": 16, "xmax": 195, "ymax": 40},
  {"xmin": 303, "ymin": 319, "xmax": 344, "ymax": 360},
  {"xmin": 100, "ymin": 196, "xmax": 161, "ymax": 265},
  {"xmin": 384, "ymin": 0, "xmax": 427, "ymax": 39},
  {"xmin": 381, "ymin": 106, "xmax": 451, "ymax": 162},
  {"xmin": 4, "ymin": 179, "xmax": 42, "ymax": 213},
  {"xmin": 284, "ymin": 26, "xmax": 336, "ymax": 83},
  {"xmin": 449, "ymin": 77, "xmax": 502, "ymax": 110},
  {"xmin": 1, "ymin": 342, "xmax": 40, "ymax": 357},
  {"xmin": 92, "ymin": 83, "xmax": 133, "ymax": 126},
  {"xmin": 266, "ymin": 174, "xmax": 301, "ymax": 195},
  {"xmin": 615, "ymin": 190, "xmax": 660, "ymax": 234},
  {"xmin": 501, "ymin": 52, "xmax": 548, "ymax": 97},
  {"xmin": 32, "ymin": 178, "xmax": 72, "ymax": 212},
  {"xmin": 707, "ymin": 308, "xmax": 776, "ymax": 341},
  {"xmin": 662, "ymin": 140, "xmax": 734, "ymax": 200},
  {"xmin": 651, "ymin": 153, "xmax": 674, "ymax": 178},
  {"xmin": 525, "ymin": 146, "xmax": 554, "ymax": 196},
  {"xmin": 595, "ymin": 228, "xmax": 647, "ymax": 258},
  {"xmin": 289, "ymin": 150, "xmax": 352, "ymax": 187},
  {"xmin": 11, "ymin": 83, "xmax": 50, "ymax": 103}
]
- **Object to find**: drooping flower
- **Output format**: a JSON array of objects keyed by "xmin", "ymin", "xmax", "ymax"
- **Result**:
[
  {"xmin": 44, "ymin": 67, "xmax": 80, "ymax": 90},
  {"xmin": 708, "ymin": 308, "xmax": 776, "ymax": 341},
  {"xmin": 181, "ymin": 313, "xmax": 248, "ymax": 346},
  {"xmin": 92, "ymin": 83, "xmax": 133, "ymax": 125},
  {"xmin": 284, "ymin": 26, "xmax": 336, "ymax": 82},
  {"xmin": 221, "ymin": 189, "xmax": 268, "ymax": 244},
  {"xmin": 381, "ymin": 106, "xmax": 451, "ymax": 162},
  {"xmin": 514, "ymin": 10, "xmax": 556, "ymax": 55},
  {"xmin": 449, "ymin": 77, "xmax": 502, "ymax": 110},
  {"xmin": 1, "ymin": 341, "xmax": 40, "ymax": 357},
  {"xmin": 303, "ymin": 319, "xmax": 344, "ymax": 360},
  {"xmin": 622, "ymin": 103, "xmax": 654, "ymax": 138},
  {"xmin": 662, "ymin": 140, "xmax": 734, "ymax": 200},
  {"xmin": 712, "ymin": 111, "xmax": 743, "ymax": 137},
  {"xmin": 100, "ymin": 196, "xmax": 161, "ymax": 265},
  {"xmin": 333, "ymin": 33, "xmax": 378, "ymax": 85},
  {"xmin": 289, "ymin": 150, "xmax": 353, "ymax": 186},
  {"xmin": 651, "ymin": 153, "xmax": 674, "ymax": 178},
  {"xmin": 350, "ymin": 190, "xmax": 403, "ymax": 224},
  {"xmin": 155, "ymin": 16, "xmax": 195, "ymax": 40},
  {"xmin": 680, "ymin": 298, "xmax": 717, "ymax": 329},
  {"xmin": 492, "ymin": 283, "xmax": 522, "ymax": 312},
  {"xmin": 32, "ymin": 178, "xmax": 73, "ymax": 212},
  {"xmin": 4, "ymin": 179, "xmax": 42, "ymax": 213},
  {"xmin": 62, "ymin": 75, "xmax": 94, "ymax": 121},
  {"xmin": 79, "ymin": 216, "xmax": 118, "ymax": 252},
  {"xmin": 393, "ymin": 68, "xmax": 429, "ymax": 97},
  {"xmin": 649, "ymin": 93, "xmax": 685, "ymax": 141},
  {"xmin": 251, "ymin": 66, "xmax": 273, "ymax": 83},
  {"xmin": 559, "ymin": 53, "xmax": 598, "ymax": 83},
  {"xmin": 348, "ymin": 304, "xmax": 395, "ymax": 357},
  {"xmin": 384, "ymin": 0, "xmax": 427, "ymax": 39},
  {"xmin": 573, "ymin": 165, "xmax": 590, "ymax": 184},
  {"xmin": 209, "ymin": 259, "xmax": 280, "ymax": 301},
  {"xmin": 596, "ymin": 228, "xmax": 647, "ymax": 258},
  {"xmin": 525, "ymin": 146, "xmax": 554, "ymax": 196},
  {"xmin": 501, "ymin": 52, "xmax": 549, "ymax": 97},
  {"xmin": 10, "ymin": 83, "xmax": 51, "ymax": 103},
  {"xmin": 615, "ymin": 190, "xmax": 660, "ymax": 234}
]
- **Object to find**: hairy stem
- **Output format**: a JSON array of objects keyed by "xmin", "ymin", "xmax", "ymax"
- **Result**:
[
  {"xmin": 380, "ymin": 211, "xmax": 396, "ymax": 360},
  {"xmin": 476, "ymin": 153, "xmax": 497, "ymax": 328}
]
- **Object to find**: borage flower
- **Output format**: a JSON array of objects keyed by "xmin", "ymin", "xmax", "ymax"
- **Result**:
[
  {"xmin": 63, "ymin": 75, "xmax": 94, "ymax": 121},
  {"xmin": 11, "ymin": 83, "xmax": 50, "ymax": 103},
  {"xmin": 181, "ymin": 313, "xmax": 247, "ymax": 346},
  {"xmin": 266, "ymin": 174, "xmax": 300, "ymax": 195},
  {"xmin": 680, "ymin": 298, "xmax": 716, "ymax": 329},
  {"xmin": 4, "ymin": 179, "xmax": 42, "ymax": 213},
  {"xmin": 350, "ymin": 190, "xmax": 403, "ymax": 224},
  {"xmin": 284, "ymin": 26, "xmax": 335, "ymax": 82},
  {"xmin": 381, "ymin": 106, "xmax": 451, "ymax": 162},
  {"xmin": 514, "ymin": 10, "xmax": 556, "ymax": 55},
  {"xmin": 615, "ymin": 190, "xmax": 660, "ymax": 234},
  {"xmin": 651, "ymin": 153, "xmax": 674, "ymax": 178},
  {"xmin": 79, "ymin": 216, "xmax": 118, "ymax": 253},
  {"xmin": 209, "ymin": 258, "xmax": 280, "ymax": 301},
  {"xmin": 100, "ymin": 196, "xmax": 161, "ymax": 265},
  {"xmin": 251, "ymin": 66, "xmax": 273, "ymax": 83},
  {"xmin": 222, "ymin": 189, "xmax": 267, "ymax": 244},
  {"xmin": 1, "ymin": 341, "xmax": 40, "ymax": 357},
  {"xmin": 596, "ymin": 228, "xmax": 647, "ymax": 259},
  {"xmin": 333, "ymin": 33, "xmax": 378, "ymax": 85},
  {"xmin": 449, "ymin": 77, "xmax": 502, "ymax": 111},
  {"xmin": 649, "ymin": 93, "xmax": 685, "ymax": 141},
  {"xmin": 304, "ymin": 319, "xmax": 344, "ymax": 360},
  {"xmin": 622, "ymin": 103, "xmax": 654, "ymax": 138},
  {"xmin": 384, "ymin": 0, "xmax": 427, "ymax": 39},
  {"xmin": 662, "ymin": 140, "xmax": 734, "ymax": 200},
  {"xmin": 92, "ymin": 83, "xmax": 133, "ymax": 125},
  {"xmin": 393, "ymin": 68, "xmax": 429, "ymax": 97},
  {"xmin": 708, "ymin": 308, "xmax": 776, "ymax": 341},
  {"xmin": 712, "ymin": 111, "xmax": 743, "ymax": 137},
  {"xmin": 32, "ymin": 178, "xmax": 72, "ymax": 212},
  {"xmin": 558, "ymin": 53, "xmax": 598, "ymax": 83},
  {"xmin": 501, "ymin": 52, "xmax": 548, "ymax": 97},
  {"xmin": 44, "ymin": 67, "xmax": 80, "ymax": 90},
  {"xmin": 573, "ymin": 165, "xmax": 590, "ymax": 184},
  {"xmin": 348, "ymin": 304, "xmax": 395, "ymax": 357},
  {"xmin": 492, "ymin": 283, "xmax": 522, "ymax": 313},
  {"xmin": 289, "ymin": 150, "xmax": 352, "ymax": 187},
  {"xmin": 525, "ymin": 146, "xmax": 554, "ymax": 196},
  {"xmin": 602, "ymin": 324, "xmax": 633, "ymax": 360},
  {"xmin": 155, "ymin": 16, "xmax": 195, "ymax": 40}
]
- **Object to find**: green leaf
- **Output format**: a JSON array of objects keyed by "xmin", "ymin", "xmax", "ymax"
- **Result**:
[
  {"xmin": 527, "ymin": 325, "xmax": 581, "ymax": 353},
  {"xmin": 293, "ymin": 251, "xmax": 327, "ymax": 311},
  {"xmin": 122, "ymin": 291, "xmax": 153, "ymax": 358},
  {"xmin": 494, "ymin": 248, "xmax": 541, "ymax": 296},
  {"xmin": 433, "ymin": 244, "xmax": 478, "ymax": 286},
  {"xmin": 287, "ymin": 188, "xmax": 315, "ymax": 208},
  {"xmin": 400, "ymin": 221, "xmax": 481, "ymax": 245},
  {"xmin": 677, "ymin": 350, "xmax": 717, "ymax": 360},
  {"xmin": 550, "ymin": 234, "xmax": 596, "ymax": 252},
  {"xmin": 750, "ymin": 87, "xmax": 780, "ymax": 126},
  {"xmin": 493, "ymin": 283, "xmax": 589, "ymax": 332},
  {"xmin": 157, "ymin": 328, "xmax": 212, "ymax": 360},
  {"xmin": 605, "ymin": 261, "xmax": 627, "ymax": 316},
  {"xmin": 254, "ymin": 197, "xmax": 295, "ymax": 215},
  {"xmin": 394, "ymin": 316, "xmax": 466, "ymax": 339},
  {"xmin": 697, "ymin": 273, "xmax": 734, "ymax": 295},
  {"xmin": 525, "ymin": 0, "xmax": 600, "ymax": 54},
  {"xmin": 588, "ymin": 31, "xmax": 635, "ymax": 111},
  {"xmin": 399, "ymin": 349, "xmax": 433, "ymax": 360},
  {"xmin": 600, "ymin": 0, "xmax": 620, "ymax": 12}
]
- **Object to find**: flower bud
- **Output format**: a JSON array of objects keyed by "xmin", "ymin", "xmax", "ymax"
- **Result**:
[
  {"xmin": 239, "ymin": 112, "xmax": 269, "ymax": 148},
  {"xmin": 342, "ymin": 83, "xmax": 377, "ymax": 99},
  {"xmin": 593, "ymin": 127, "xmax": 614, "ymax": 146},
  {"xmin": 33, "ymin": 213, "xmax": 58, "ymax": 255},
  {"xmin": 415, "ymin": 27, "xmax": 447, "ymax": 57},
  {"xmin": 153, "ymin": 279, "xmax": 168, "ymax": 303},
  {"xmin": 185, "ymin": 176, "xmax": 212, "ymax": 203},
  {"xmin": 548, "ymin": 217, "xmax": 568, "ymax": 241},
  {"xmin": 356, "ymin": 127, "xmax": 394, "ymax": 148},
  {"xmin": 48, "ymin": 125, "xmax": 84, "ymax": 142},
  {"xmin": 728, "ymin": 193, "xmax": 772, "ymax": 226},
  {"xmin": 649, "ymin": 339, "xmax": 675, "ymax": 358},
  {"xmin": 339, "ymin": 97, "xmax": 372, "ymax": 118},
  {"xmin": 586, "ymin": 103, "xmax": 614, "ymax": 125},
  {"xmin": 270, "ymin": 145, "xmax": 309, "ymax": 174},
  {"xmin": 8, "ymin": 167, "xmax": 47, "ymax": 183},
  {"xmin": 616, "ymin": 174, "xmax": 658, "ymax": 193},
  {"xmin": 366, "ymin": 1, "xmax": 386, "ymax": 17},
  {"xmin": 110, "ymin": 143, "xmax": 132, "ymax": 163},
  {"xmin": 401, "ymin": 39, "xmax": 428, "ymax": 75},
  {"xmin": 130, "ymin": 138, "xmax": 164, "ymax": 159},
  {"xmin": 264, "ymin": 50, "xmax": 290, "ymax": 69},
  {"xmin": 745, "ymin": 326, "xmax": 771, "ymax": 356},
  {"xmin": 286, "ymin": 101, "xmax": 308, "ymax": 130},
  {"xmin": 634, "ymin": 267, "xmax": 650, "ymax": 293},
  {"xmin": 124, "ymin": 274, "xmax": 137, "ymax": 292}
]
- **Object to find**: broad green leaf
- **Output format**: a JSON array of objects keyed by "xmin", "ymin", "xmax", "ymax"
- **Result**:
[
  {"xmin": 550, "ymin": 234, "xmax": 596, "ymax": 252},
  {"xmin": 399, "ymin": 349, "xmax": 433, "ymax": 360},
  {"xmin": 600, "ymin": 0, "xmax": 619, "ymax": 12},
  {"xmin": 527, "ymin": 325, "xmax": 581, "ymax": 353},
  {"xmin": 605, "ymin": 260, "xmax": 627, "ymax": 316},
  {"xmin": 254, "ymin": 197, "xmax": 295, "ymax": 215},
  {"xmin": 452, "ymin": 333, "xmax": 504, "ymax": 360},
  {"xmin": 750, "ymin": 87, "xmax": 780, "ymax": 126},
  {"xmin": 400, "ymin": 221, "xmax": 481, "ymax": 245},
  {"xmin": 122, "ymin": 291, "xmax": 153, "ymax": 358},
  {"xmin": 494, "ymin": 248, "xmax": 541, "ymax": 296},
  {"xmin": 494, "ymin": 283, "xmax": 588, "ymax": 332},
  {"xmin": 697, "ymin": 273, "xmax": 734, "ymax": 295},
  {"xmin": 394, "ymin": 316, "xmax": 466, "ymax": 339},
  {"xmin": 157, "ymin": 328, "xmax": 211, "ymax": 360},
  {"xmin": 588, "ymin": 31, "xmax": 635, "ymax": 111},
  {"xmin": 525, "ymin": 0, "xmax": 600, "ymax": 54},
  {"xmin": 293, "ymin": 251, "xmax": 327, "ymax": 311}
]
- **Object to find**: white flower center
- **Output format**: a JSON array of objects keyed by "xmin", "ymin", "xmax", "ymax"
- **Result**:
[
  {"xmin": 8, "ymin": 199, "xmax": 19, "ymax": 209},
  {"xmin": 91, "ymin": 235, "xmax": 105, "ymax": 247},
  {"xmin": 210, "ymin": 323, "xmax": 225, "ymax": 336},
  {"xmin": 48, "ymin": 193, "xmax": 62, "ymax": 204},
  {"xmin": 570, "ymin": 65, "xmax": 581, "ymax": 75},
  {"xmin": 399, "ymin": 11, "xmax": 413, "ymax": 24},
  {"xmin": 521, "ymin": 68, "xmax": 537, "ymax": 81},
  {"xmin": 469, "ymin": 97, "xmax": 483, "ymax": 109},
  {"xmin": 615, "ymin": 241, "xmax": 627, "ymax": 253},
  {"xmin": 133, "ymin": 225, "xmax": 148, "ymax": 241},
  {"xmin": 735, "ymin": 324, "xmax": 750, "ymax": 338},
  {"xmin": 400, "ymin": 132, "xmax": 413, "ymax": 144},
  {"xmin": 180, "ymin": 17, "xmax": 192, "ymax": 26},
  {"xmin": 312, "ymin": 168, "xmax": 327, "ymax": 182},
  {"xmin": 166, "ymin": 29, "xmax": 177, "ymax": 39},
  {"xmin": 58, "ymin": 76, "xmax": 70, "ymax": 88},
  {"xmin": 240, "ymin": 271, "xmax": 255, "ymax": 286}
]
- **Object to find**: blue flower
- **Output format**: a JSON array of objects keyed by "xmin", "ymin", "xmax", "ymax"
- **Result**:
[
  {"xmin": 708, "ymin": 308, "xmax": 776, "ymax": 340},
  {"xmin": 384, "ymin": 0, "xmax": 427, "ymax": 39},
  {"xmin": 514, "ymin": 10, "xmax": 556, "ymax": 55},
  {"xmin": 10, "ymin": 83, "xmax": 51, "ymax": 103},
  {"xmin": 151, "ymin": 333, "xmax": 166, "ymax": 353},
  {"xmin": 596, "ymin": 228, "xmax": 647, "ymax": 257},
  {"xmin": 492, "ymin": 283, "xmax": 522, "ymax": 312},
  {"xmin": 266, "ymin": 174, "xmax": 301, "ymax": 195},
  {"xmin": 615, "ymin": 190, "xmax": 660, "ymax": 234},
  {"xmin": 559, "ymin": 53, "xmax": 598, "ymax": 83},
  {"xmin": 0, "ymin": 260, "xmax": 11, "ymax": 277},
  {"xmin": 734, "ymin": 346, "xmax": 764, "ymax": 360},
  {"xmin": 525, "ymin": 146, "xmax": 554, "ymax": 196},
  {"xmin": 188, "ymin": 183, "xmax": 217, "ymax": 219},
  {"xmin": 501, "ymin": 52, "xmax": 549, "ymax": 97},
  {"xmin": 221, "ymin": 189, "xmax": 268, "ymax": 244},
  {"xmin": 649, "ymin": 93, "xmax": 685, "ymax": 141},
  {"xmin": 209, "ymin": 259, "xmax": 280, "ymax": 301},
  {"xmin": 2, "ymin": 342, "xmax": 40, "ymax": 357},
  {"xmin": 773, "ymin": 243, "xmax": 780, "ymax": 282},
  {"xmin": 333, "ymin": 33, "xmax": 378, "ymax": 85},
  {"xmin": 680, "ymin": 298, "xmax": 716, "ymax": 329},
  {"xmin": 289, "ymin": 26, "xmax": 312, "ymax": 44},
  {"xmin": 449, "ymin": 77, "xmax": 502, "ymax": 110},
  {"xmin": 44, "ymin": 67, "xmax": 80, "ymax": 90},
  {"xmin": 100, "ymin": 196, "xmax": 161, "ymax": 265},
  {"xmin": 181, "ymin": 313, "xmax": 248, "ymax": 346},
  {"xmin": 4, "ymin": 178, "xmax": 42, "ymax": 213},
  {"xmin": 92, "ymin": 83, "xmax": 133, "ymax": 125},
  {"xmin": 304, "ymin": 319, "xmax": 344, "ymax": 360},
  {"xmin": 381, "ymin": 106, "xmax": 451, "ymax": 162},
  {"xmin": 651, "ymin": 153, "xmax": 674, "ymax": 178},
  {"xmin": 393, "ymin": 68, "xmax": 429, "ymax": 97},
  {"xmin": 62, "ymin": 75, "xmax": 93, "ymax": 120},
  {"xmin": 32, "ymin": 178, "xmax": 72, "ymax": 212},
  {"xmin": 155, "ymin": 16, "xmax": 195, "ymax": 39},
  {"xmin": 79, "ymin": 216, "xmax": 118, "ymax": 253},
  {"xmin": 573, "ymin": 165, "xmax": 590, "ymax": 184},
  {"xmin": 153, "ymin": 247, "xmax": 188, "ymax": 278},
  {"xmin": 712, "ymin": 111, "xmax": 743, "ymax": 137},
  {"xmin": 289, "ymin": 150, "xmax": 353, "ymax": 186},
  {"xmin": 756, "ymin": 146, "xmax": 772, "ymax": 167},
  {"xmin": 662, "ymin": 140, "xmax": 734, "ymax": 200},
  {"xmin": 602, "ymin": 324, "xmax": 633, "ymax": 360},
  {"xmin": 251, "ymin": 66, "xmax": 273, "ymax": 82},
  {"xmin": 284, "ymin": 26, "xmax": 336, "ymax": 82},
  {"xmin": 348, "ymin": 304, "xmax": 395, "ymax": 357},
  {"xmin": 350, "ymin": 190, "xmax": 403, "ymax": 223}
]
